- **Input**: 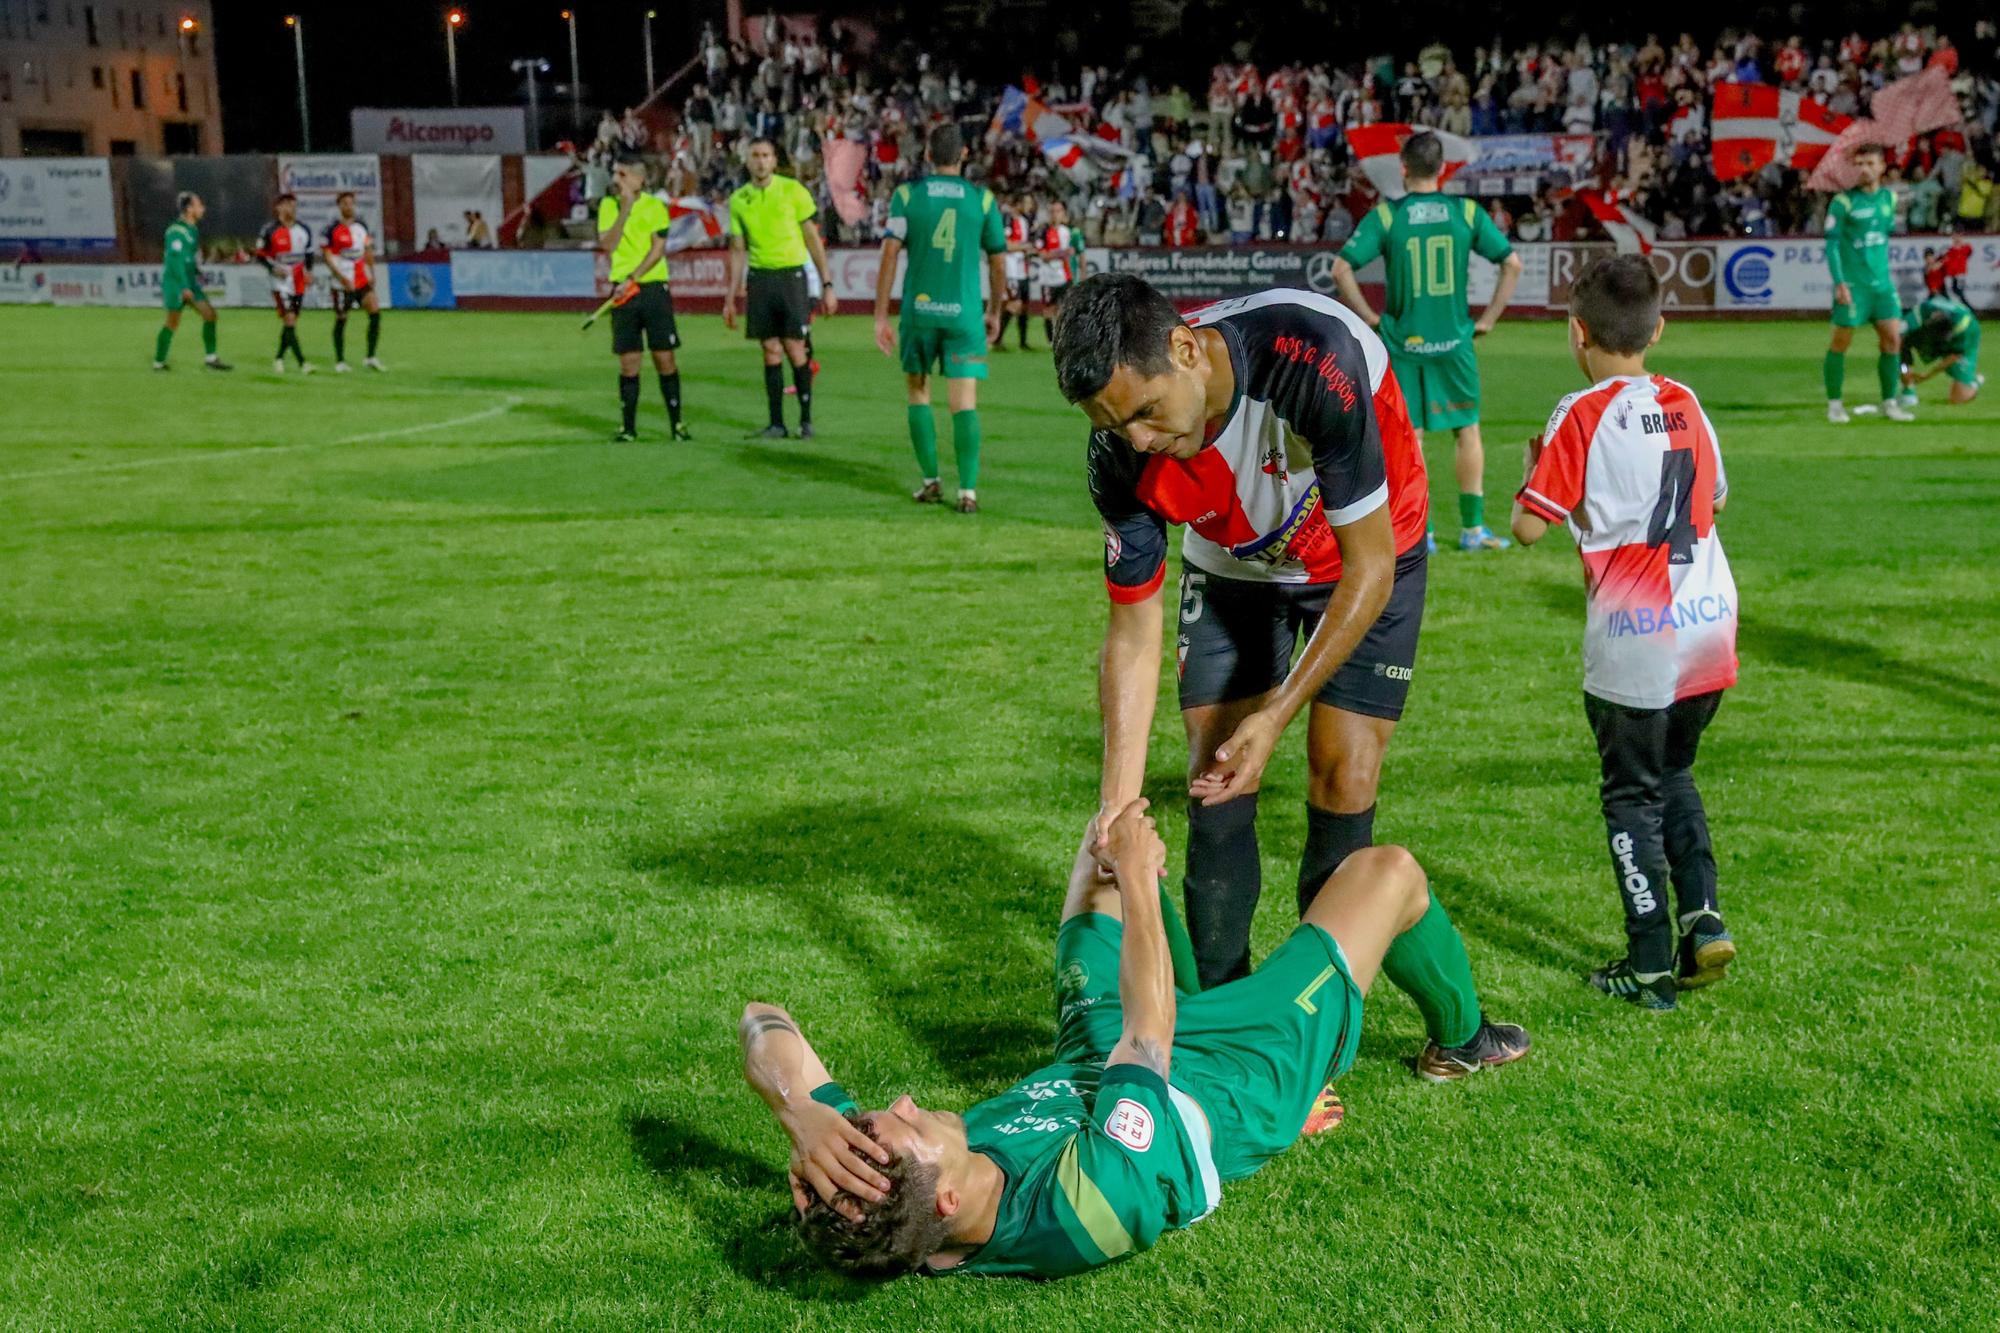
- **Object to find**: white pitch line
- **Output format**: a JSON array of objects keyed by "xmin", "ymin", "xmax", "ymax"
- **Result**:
[{"xmin": 2, "ymin": 394, "xmax": 525, "ymax": 483}]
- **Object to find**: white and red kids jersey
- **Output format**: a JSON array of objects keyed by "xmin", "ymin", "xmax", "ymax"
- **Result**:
[
  {"xmin": 256, "ymin": 220, "xmax": 312, "ymax": 296},
  {"xmin": 1518, "ymin": 373, "xmax": 1739, "ymax": 709},
  {"xmin": 1003, "ymin": 214, "xmax": 1029, "ymax": 281},
  {"xmin": 1089, "ymin": 289, "xmax": 1429, "ymax": 598},
  {"xmin": 321, "ymin": 218, "xmax": 373, "ymax": 288}
]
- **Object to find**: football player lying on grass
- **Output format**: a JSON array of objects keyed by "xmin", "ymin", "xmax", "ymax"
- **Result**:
[{"xmin": 739, "ymin": 801, "xmax": 1529, "ymax": 1278}]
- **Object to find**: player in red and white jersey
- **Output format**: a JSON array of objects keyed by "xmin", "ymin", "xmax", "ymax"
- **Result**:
[
  {"xmin": 1512, "ymin": 255, "xmax": 1738, "ymax": 1012},
  {"xmin": 1059, "ymin": 278, "xmax": 1456, "ymax": 1005},
  {"xmin": 1037, "ymin": 199, "xmax": 1086, "ymax": 346},
  {"xmin": 255, "ymin": 193, "xmax": 315, "ymax": 374},
  {"xmin": 319, "ymin": 190, "xmax": 385, "ymax": 372},
  {"xmin": 994, "ymin": 195, "xmax": 1034, "ymax": 351}
]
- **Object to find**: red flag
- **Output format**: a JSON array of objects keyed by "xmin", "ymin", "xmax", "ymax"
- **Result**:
[
  {"xmin": 1343, "ymin": 124, "xmax": 1478, "ymax": 200},
  {"xmin": 1711, "ymin": 83, "xmax": 1851, "ymax": 180},
  {"xmin": 1578, "ymin": 190, "xmax": 1656, "ymax": 255}
]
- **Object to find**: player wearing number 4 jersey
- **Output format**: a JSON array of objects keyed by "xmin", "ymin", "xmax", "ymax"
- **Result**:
[
  {"xmin": 1333, "ymin": 131, "xmax": 1524, "ymax": 552},
  {"xmin": 1513, "ymin": 256, "xmax": 1739, "ymax": 1011},
  {"xmin": 1055, "ymin": 275, "xmax": 1432, "ymax": 999},
  {"xmin": 874, "ymin": 123, "xmax": 1008, "ymax": 512},
  {"xmin": 742, "ymin": 805, "xmax": 1526, "ymax": 1279}
]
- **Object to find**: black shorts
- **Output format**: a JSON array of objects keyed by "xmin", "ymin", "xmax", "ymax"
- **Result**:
[
  {"xmin": 745, "ymin": 267, "xmax": 811, "ymax": 341},
  {"xmin": 332, "ymin": 282, "xmax": 374, "ymax": 316},
  {"xmin": 1174, "ymin": 543, "xmax": 1428, "ymax": 720},
  {"xmin": 611, "ymin": 282, "xmax": 681, "ymax": 354},
  {"xmin": 270, "ymin": 291, "xmax": 303, "ymax": 316},
  {"xmin": 1009, "ymin": 277, "xmax": 1032, "ymax": 303}
]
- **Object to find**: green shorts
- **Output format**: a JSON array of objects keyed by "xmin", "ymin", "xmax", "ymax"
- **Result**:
[
  {"xmin": 162, "ymin": 279, "xmax": 206, "ymax": 313},
  {"xmin": 1388, "ymin": 343, "xmax": 1480, "ymax": 431},
  {"xmin": 901, "ymin": 322, "xmax": 988, "ymax": 381},
  {"xmin": 1054, "ymin": 912, "xmax": 1362, "ymax": 1182},
  {"xmin": 1947, "ymin": 323, "xmax": 1982, "ymax": 385},
  {"xmin": 1832, "ymin": 282, "xmax": 1902, "ymax": 328}
]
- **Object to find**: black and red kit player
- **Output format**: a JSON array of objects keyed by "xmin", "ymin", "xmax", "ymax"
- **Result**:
[
  {"xmin": 256, "ymin": 193, "xmax": 314, "ymax": 374},
  {"xmin": 321, "ymin": 190, "xmax": 384, "ymax": 372}
]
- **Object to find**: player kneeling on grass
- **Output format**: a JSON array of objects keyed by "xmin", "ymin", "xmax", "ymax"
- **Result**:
[
  {"xmin": 1511, "ymin": 255, "xmax": 1739, "ymax": 1012},
  {"xmin": 741, "ymin": 801, "xmax": 1528, "ymax": 1279},
  {"xmin": 873, "ymin": 123, "xmax": 1008, "ymax": 513},
  {"xmin": 1897, "ymin": 294, "xmax": 1984, "ymax": 408}
]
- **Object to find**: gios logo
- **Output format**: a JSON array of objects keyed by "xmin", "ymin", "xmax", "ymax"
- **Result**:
[{"xmin": 1610, "ymin": 831, "xmax": 1657, "ymax": 914}]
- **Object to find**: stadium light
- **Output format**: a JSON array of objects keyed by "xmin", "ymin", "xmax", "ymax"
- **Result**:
[
  {"xmin": 445, "ymin": 8, "xmax": 466, "ymax": 107},
  {"xmin": 286, "ymin": 16, "xmax": 311, "ymax": 152},
  {"xmin": 561, "ymin": 9, "xmax": 581, "ymax": 136},
  {"xmin": 643, "ymin": 10, "xmax": 656, "ymax": 93},
  {"xmin": 178, "ymin": 16, "xmax": 197, "ymax": 33}
]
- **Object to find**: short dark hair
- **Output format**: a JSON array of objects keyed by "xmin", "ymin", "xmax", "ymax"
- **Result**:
[
  {"xmin": 794, "ymin": 1115, "xmax": 955, "ymax": 1279},
  {"xmin": 926, "ymin": 122, "xmax": 963, "ymax": 166},
  {"xmin": 1850, "ymin": 141, "xmax": 1888, "ymax": 161},
  {"xmin": 1569, "ymin": 254, "xmax": 1661, "ymax": 355},
  {"xmin": 176, "ymin": 191, "xmax": 198, "ymax": 214},
  {"xmin": 335, "ymin": 190, "xmax": 356, "ymax": 203},
  {"xmin": 1400, "ymin": 131, "xmax": 1445, "ymax": 180},
  {"xmin": 1052, "ymin": 273, "xmax": 1186, "ymax": 403},
  {"xmin": 748, "ymin": 135, "xmax": 779, "ymax": 153},
  {"xmin": 274, "ymin": 192, "xmax": 297, "ymax": 205}
]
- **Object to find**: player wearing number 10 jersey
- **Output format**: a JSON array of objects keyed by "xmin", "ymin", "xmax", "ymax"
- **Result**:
[
  {"xmin": 874, "ymin": 124, "xmax": 1007, "ymax": 511},
  {"xmin": 1513, "ymin": 256, "xmax": 1738, "ymax": 1013},
  {"xmin": 1334, "ymin": 132, "xmax": 1523, "ymax": 553}
]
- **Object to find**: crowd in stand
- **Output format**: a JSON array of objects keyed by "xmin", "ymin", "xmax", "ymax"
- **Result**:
[{"xmin": 568, "ymin": 18, "xmax": 2000, "ymax": 252}]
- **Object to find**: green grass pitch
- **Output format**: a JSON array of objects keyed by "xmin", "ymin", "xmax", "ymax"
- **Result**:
[{"xmin": 4, "ymin": 305, "xmax": 1998, "ymax": 1330}]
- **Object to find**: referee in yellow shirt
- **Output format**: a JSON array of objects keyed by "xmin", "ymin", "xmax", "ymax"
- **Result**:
[
  {"xmin": 598, "ymin": 155, "xmax": 690, "ymax": 441},
  {"xmin": 724, "ymin": 138, "xmax": 837, "ymax": 438}
]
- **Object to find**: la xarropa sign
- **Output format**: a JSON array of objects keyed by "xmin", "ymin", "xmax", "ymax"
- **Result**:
[{"xmin": 350, "ymin": 107, "xmax": 528, "ymax": 155}]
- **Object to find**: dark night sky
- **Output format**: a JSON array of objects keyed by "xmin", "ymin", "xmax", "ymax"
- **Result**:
[{"xmin": 211, "ymin": 0, "xmax": 1965, "ymax": 155}]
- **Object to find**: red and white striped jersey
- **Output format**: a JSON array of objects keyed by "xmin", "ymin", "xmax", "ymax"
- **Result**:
[
  {"xmin": 1003, "ymin": 214, "xmax": 1029, "ymax": 281},
  {"xmin": 321, "ymin": 218, "xmax": 373, "ymax": 287},
  {"xmin": 1518, "ymin": 374, "xmax": 1738, "ymax": 708},
  {"xmin": 256, "ymin": 221, "xmax": 312, "ymax": 296},
  {"xmin": 1089, "ymin": 289, "xmax": 1429, "ymax": 597}
]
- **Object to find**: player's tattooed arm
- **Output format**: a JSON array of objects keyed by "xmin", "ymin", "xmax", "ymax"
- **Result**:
[
  {"xmin": 739, "ymin": 1002, "xmax": 891, "ymax": 1211},
  {"xmin": 1104, "ymin": 800, "xmax": 1176, "ymax": 1081}
]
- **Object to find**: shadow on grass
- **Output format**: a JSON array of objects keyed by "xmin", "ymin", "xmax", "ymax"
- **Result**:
[
  {"xmin": 1741, "ymin": 621, "xmax": 1998, "ymax": 712},
  {"xmin": 731, "ymin": 442, "xmax": 902, "ymax": 499},
  {"xmin": 627, "ymin": 1112, "xmax": 869, "ymax": 1303},
  {"xmin": 1427, "ymin": 861, "xmax": 1605, "ymax": 976},
  {"xmin": 629, "ymin": 801, "xmax": 1053, "ymax": 1089}
]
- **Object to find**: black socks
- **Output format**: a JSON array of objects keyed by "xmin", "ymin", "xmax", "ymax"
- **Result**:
[
  {"xmin": 791, "ymin": 360, "xmax": 813, "ymax": 425},
  {"xmin": 659, "ymin": 371, "xmax": 682, "ymax": 425},
  {"xmin": 764, "ymin": 363, "xmax": 785, "ymax": 427},
  {"xmin": 1183, "ymin": 793, "xmax": 1262, "ymax": 990},
  {"xmin": 618, "ymin": 373, "xmax": 640, "ymax": 433},
  {"xmin": 1297, "ymin": 804, "xmax": 1375, "ymax": 917}
]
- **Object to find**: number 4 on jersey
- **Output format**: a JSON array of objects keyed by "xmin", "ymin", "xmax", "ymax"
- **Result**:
[{"xmin": 1646, "ymin": 449, "xmax": 1697, "ymax": 564}]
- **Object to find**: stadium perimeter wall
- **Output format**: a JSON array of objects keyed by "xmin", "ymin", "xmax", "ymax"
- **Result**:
[{"xmin": 4, "ymin": 239, "xmax": 1995, "ymax": 316}]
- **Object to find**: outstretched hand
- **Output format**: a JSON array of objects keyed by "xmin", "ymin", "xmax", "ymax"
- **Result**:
[
  {"xmin": 1190, "ymin": 710, "xmax": 1281, "ymax": 806},
  {"xmin": 781, "ymin": 1100, "xmax": 892, "ymax": 1221},
  {"xmin": 1102, "ymin": 798, "xmax": 1166, "ymax": 884}
]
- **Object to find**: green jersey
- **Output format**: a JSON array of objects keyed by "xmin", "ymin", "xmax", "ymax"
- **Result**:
[
  {"xmin": 1823, "ymin": 187, "xmax": 1895, "ymax": 290},
  {"xmin": 887, "ymin": 175, "xmax": 1005, "ymax": 330},
  {"xmin": 1339, "ymin": 192, "xmax": 1512, "ymax": 358},
  {"xmin": 1908, "ymin": 295, "xmax": 1977, "ymax": 360},
  {"xmin": 163, "ymin": 219, "xmax": 201, "ymax": 289}
]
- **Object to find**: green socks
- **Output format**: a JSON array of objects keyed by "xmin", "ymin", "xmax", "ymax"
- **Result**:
[
  {"xmin": 154, "ymin": 325, "xmax": 173, "ymax": 363},
  {"xmin": 1823, "ymin": 349, "xmax": 1845, "ymax": 400},
  {"xmin": 907, "ymin": 405, "xmax": 938, "ymax": 479},
  {"xmin": 1159, "ymin": 885, "xmax": 1201, "ymax": 996},
  {"xmin": 1457, "ymin": 492, "xmax": 1484, "ymax": 531},
  {"xmin": 201, "ymin": 319, "xmax": 218, "ymax": 357},
  {"xmin": 951, "ymin": 409, "xmax": 981, "ymax": 491},
  {"xmin": 1877, "ymin": 352, "xmax": 1899, "ymax": 402},
  {"xmin": 1381, "ymin": 889, "xmax": 1482, "ymax": 1048}
]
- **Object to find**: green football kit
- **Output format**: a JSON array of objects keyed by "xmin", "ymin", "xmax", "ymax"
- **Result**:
[
  {"xmin": 814, "ymin": 913, "xmax": 1367, "ymax": 1276},
  {"xmin": 1338, "ymin": 192, "xmax": 1513, "ymax": 432},
  {"xmin": 887, "ymin": 173, "xmax": 1006, "ymax": 494},
  {"xmin": 1824, "ymin": 187, "xmax": 1901, "ymax": 328},
  {"xmin": 1905, "ymin": 295, "xmax": 1982, "ymax": 386},
  {"xmin": 161, "ymin": 219, "xmax": 206, "ymax": 311}
]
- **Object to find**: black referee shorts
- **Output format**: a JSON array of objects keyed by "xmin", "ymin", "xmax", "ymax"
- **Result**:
[
  {"xmin": 611, "ymin": 282, "xmax": 680, "ymax": 354},
  {"xmin": 745, "ymin": 267, "xmax": 811, "ymax": 341}
]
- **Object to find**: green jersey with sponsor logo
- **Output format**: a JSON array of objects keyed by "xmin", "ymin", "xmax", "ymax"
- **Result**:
[
  {"xmin": 1339, "ymin": 191, "xmax": 1512, "ymax": 358},
  {"xmin": 1823, "ymin": 187, "xmax": 1896, "ymax": 290},
  {"xmin": 163, "ymin": 219, "xmax": 202, "ymax": 291},
  {"xmin": 888, "ymin": 175, "xmax": 1005, "ymax": 331}
]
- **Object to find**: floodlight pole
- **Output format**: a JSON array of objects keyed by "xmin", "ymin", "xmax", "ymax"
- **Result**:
[
  {"xmin": 643, "ymin": 10, "xmax": 657, "ymax": 94},
  {"xmin": 287, "ymin": 16, "xmax": 311, "ymax": 151},
  {"xmin": 447, "ymin": 13, "xmax": 463, "ymax": 107},
  {"xmin": 563, "ymin": 10, "xmax": 581, "ymax": 135}
]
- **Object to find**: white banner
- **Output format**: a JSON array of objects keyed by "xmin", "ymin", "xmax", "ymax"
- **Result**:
[
  {"xmin": 0, "ymin": 262, "xmax": 49, "ymax": 303},
  {"xmin": 34, "ymin": 262, "xmax": 373, "ymax": 309},
  {"xmin": 522, "ymin": 155, "xmax": 573, "ymax": 209},
  {"xmin": 1716, "ymin": 236, "xmax": 2000, "ymax": 311},
  {"xmin": 277, "ymin": 154, "xmax": 383, "ymax": 242},
  {"xmin": 0, "ymin": 158, "xmax": 117, "ymax": 249},
  {"xmin": 413, "ymin": 155, "xmax": 503, "ymax": 254},
  {"xmin": 351, "ymin": 107, "xmax": 527, "ymax": 155}
]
